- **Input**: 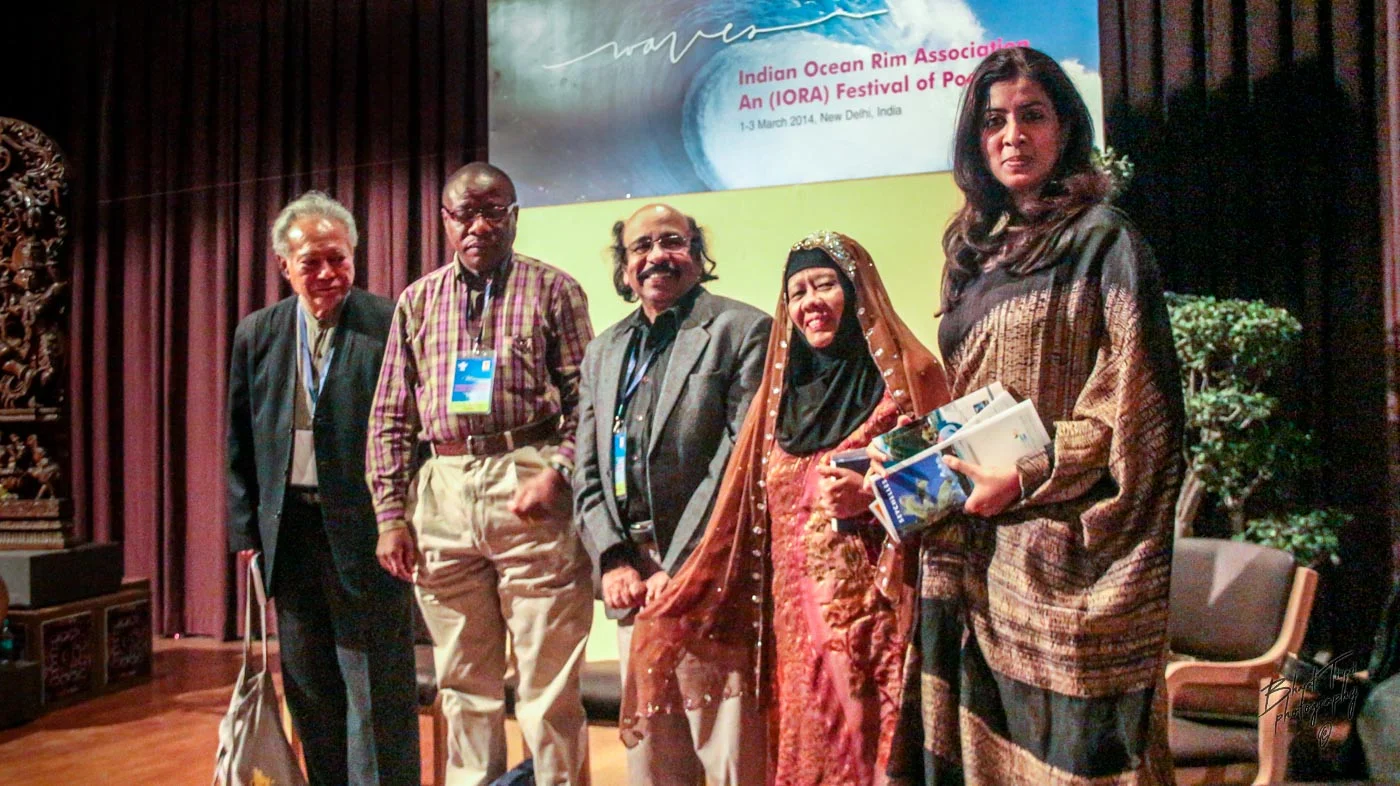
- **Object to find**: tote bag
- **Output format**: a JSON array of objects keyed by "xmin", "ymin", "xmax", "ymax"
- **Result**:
[{"xmin": 212, "ymin": 553, "xmax": 307, "ymax": 786}]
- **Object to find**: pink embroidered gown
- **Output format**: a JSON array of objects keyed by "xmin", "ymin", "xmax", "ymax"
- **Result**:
[{"xmin": 766, "ymin": 393, "xmax": 906, "ymax": 786}]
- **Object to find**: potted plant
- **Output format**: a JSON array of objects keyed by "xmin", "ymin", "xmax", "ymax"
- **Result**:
[{"xmin": 1167, "ymin": 293, "xmax": 1344, "ymax": 568}]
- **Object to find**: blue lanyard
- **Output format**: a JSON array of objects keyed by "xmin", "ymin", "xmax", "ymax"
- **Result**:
[
  {"xmin": 614, "ymin": 336, "xmax": 661, "ymax": 425},
  {"xmin": 297, "ymin": 308, "xmax": 335, "ymax": 412}
]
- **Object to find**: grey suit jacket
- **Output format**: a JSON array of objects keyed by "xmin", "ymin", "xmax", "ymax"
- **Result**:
[
  {"xmin": 574, "ymin": 287, "xmax": 770, "ymax": 620},
  {"xmin": 226, "ymin": 288, "xmax": 396, "ymax": 597}
]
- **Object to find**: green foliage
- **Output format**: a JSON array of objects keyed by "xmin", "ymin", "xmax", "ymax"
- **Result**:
[
  {"xmin": 1186, "ymin": 417, "xmax": 1314, "ymax": 527},
  {"xmin": 1168, "ymin": 294, "xmax": 1328, "ymax": 541},
  {"xmin": 1093, "ymin": 146, "xmax": 1136, "ymax": 200},
  {"xmin": 1167, "ymin": 294, "xmax": 1302, "ymax": 391},
  {"xmin": 1235, "ymin": 510, "xmax": 1349, "ymax": 568}
]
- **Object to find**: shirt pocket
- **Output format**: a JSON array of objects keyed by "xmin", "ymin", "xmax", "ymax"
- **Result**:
[{"xmin": 501, "ymin": 333, "xmax": 547, "ymax": 396}]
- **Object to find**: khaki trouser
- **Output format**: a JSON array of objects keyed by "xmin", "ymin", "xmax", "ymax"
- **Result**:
[
  {"xmin": 411, "ymin": 445, "xmax": 593, "ymax": 786},
  {"xmin": 615, "ymin": 543, "xmax": 764, "ymax": 786}
]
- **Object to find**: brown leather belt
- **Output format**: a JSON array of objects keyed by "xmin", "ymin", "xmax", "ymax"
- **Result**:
[{"xmin": 432, "ymin": 418, "xmax": 558, "ymax": 457}]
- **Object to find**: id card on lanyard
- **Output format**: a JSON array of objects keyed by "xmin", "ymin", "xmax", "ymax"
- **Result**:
[
  {"xmin": 293, "ymin": 310, "xmax": 334, "ymax": 487},
  {"xmin": 612, "ymin": 430, "xmax": 628, "ymax": 500},
  {"xmin": 449, "ymin": 352, "xmax": 497, "ymax": 414},
  {"xmin": 449, "ymin": 279, "xmax": 496, "ymax": 415},
  {"xmin": 612, "ymin": 337, "xmax": 659, "ymax": 503}
]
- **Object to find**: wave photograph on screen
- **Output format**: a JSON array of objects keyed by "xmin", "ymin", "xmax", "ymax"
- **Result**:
[{"xmin": 488, "ymin": 0, "xmax": 1101, "ymax": 207}]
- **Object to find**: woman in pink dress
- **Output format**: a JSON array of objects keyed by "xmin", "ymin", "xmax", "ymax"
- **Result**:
[{"xmin": 621, "ymin": 231, "xmax": 949, "ymax": 785}]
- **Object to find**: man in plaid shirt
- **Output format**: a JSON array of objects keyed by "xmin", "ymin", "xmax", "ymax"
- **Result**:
[{"xmin": 367, "ymin": 162, "xmax": 594, "ymax": 785}]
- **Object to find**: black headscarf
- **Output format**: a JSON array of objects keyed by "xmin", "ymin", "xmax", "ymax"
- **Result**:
[{"xmin": 776, "ymin": 249, "xmax": 886, "ymax": 455}]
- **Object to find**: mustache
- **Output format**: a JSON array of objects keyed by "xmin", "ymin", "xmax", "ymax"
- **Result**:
[{"xmin": 638, "ymin": 262, "xmax": 680, "ymax": 282}]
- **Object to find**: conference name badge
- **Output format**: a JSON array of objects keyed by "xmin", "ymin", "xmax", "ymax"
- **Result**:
[
  {"xmin": 612, "ymin": 429, "xmax": 627, "ymax": 500},
  {"xmin": 449, "ymin": 351, "xmax": 496, "ymax": 414}
]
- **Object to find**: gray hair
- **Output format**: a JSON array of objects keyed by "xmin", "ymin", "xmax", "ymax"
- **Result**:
[{"xmin": 270, "ymin": 190, "xmax": 359, "ymax": 258}]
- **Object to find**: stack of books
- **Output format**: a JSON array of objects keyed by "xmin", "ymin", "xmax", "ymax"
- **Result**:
[{"xmin": 868, "ymin": 383, "xmax": 1051, "ymax": 541}]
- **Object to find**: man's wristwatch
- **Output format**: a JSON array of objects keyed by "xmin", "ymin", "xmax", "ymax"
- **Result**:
[{"xmin": 549, "ymin": 458, "xmax": 574, "ymax": 484}]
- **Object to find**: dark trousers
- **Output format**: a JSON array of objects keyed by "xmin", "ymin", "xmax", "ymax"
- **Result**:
[{"xmin": 274, "ymin": 497, "xmax": 420, "ymax": 786}]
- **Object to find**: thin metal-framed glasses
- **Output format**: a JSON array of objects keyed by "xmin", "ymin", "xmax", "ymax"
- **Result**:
[{"xmin": 627, "ymin": 233, "xmax": 689, "ymax": 257}]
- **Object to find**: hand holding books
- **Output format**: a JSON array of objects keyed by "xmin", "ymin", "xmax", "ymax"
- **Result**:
[
  {"xmin": 868, "ymin": 383, "xmax": 1051, "ymax": 541},
  {"xmin": 817, "ymin": 462, "xmax": 873, "ymax": 519},
  {"xmin": 940, "ymin": 455, "xmax": 1021, "ymax": 517},
  {"xmin": 827, "ymin": 450, "xmax": 876, "ymax": 533}
]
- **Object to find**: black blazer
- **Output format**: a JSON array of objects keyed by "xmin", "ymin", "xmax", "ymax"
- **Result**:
[{"xmin": 226, "ymin": 287, "xmax": 395, "ymax": 596}]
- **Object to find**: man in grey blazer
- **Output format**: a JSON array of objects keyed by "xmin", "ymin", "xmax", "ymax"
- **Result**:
[
  {"xmin": 574, "ymin": 203, "xmax": 769, "ymax": 785},
  {"xmin": 226, "ymin": 191, "xmax": 418, "ymax": 786}
]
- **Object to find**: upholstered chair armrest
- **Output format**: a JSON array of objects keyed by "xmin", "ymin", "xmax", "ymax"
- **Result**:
[{"xmin": 1166, "ymin": 658, "xmax": 1280, "ymax": 705}]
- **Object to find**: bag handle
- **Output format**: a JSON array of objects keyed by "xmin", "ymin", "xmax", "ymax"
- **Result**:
[
  {"xmin": 243, "ymin": 552, "xmax": 270, "ymax": 675},
  {"xmin": 214, "ymin": 554, "xmax": 274, "ymax": 786}
]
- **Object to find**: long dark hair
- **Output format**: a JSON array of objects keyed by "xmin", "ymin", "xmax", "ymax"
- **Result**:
[{"xmin": 940, "ymin": 47, "xmax": 1109, "ymax": 313}]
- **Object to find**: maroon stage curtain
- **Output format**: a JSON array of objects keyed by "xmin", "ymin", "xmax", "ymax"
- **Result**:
[
  {"xmin": 1099, "ymin": 0, "xmax": 1395, "ymax": 655},
  {"xmin": 4, "ymin": 0, "xmax": 488, "ymax": 638}
]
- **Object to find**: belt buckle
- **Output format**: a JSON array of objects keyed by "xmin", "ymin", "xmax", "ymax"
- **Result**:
[
  {"xmin": 626, "ymin": 520, "xmax": 655, "ymax": 543},
  {"xmin": 457, "ymin": 427, "xmax": 519, "ymax": 456},
  {"xmin": 464, "ymin": 434, "xmax": 486, "ymax": 455}
]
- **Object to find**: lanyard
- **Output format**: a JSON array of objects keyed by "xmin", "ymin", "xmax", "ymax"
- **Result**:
[
  {"xmin": 297, "ymin": 308, "xmax": 336, "ymax": 412},
  {"xmin": 466, "ymin": 278, "xmax": 494, "ymax": 351},
  {"xmin": 614, "ymin": 333, "xmax": 664, "ymax": 426}
]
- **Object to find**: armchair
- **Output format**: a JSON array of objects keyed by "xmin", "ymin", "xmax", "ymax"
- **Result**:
[{"xmin": 1166, "ymin": 537, "xmax": 1318, "ymax": 785}]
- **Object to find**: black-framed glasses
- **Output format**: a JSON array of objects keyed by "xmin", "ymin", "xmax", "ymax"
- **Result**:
[
  {"xmin": 445, "ymin": 202, "xmax": 517, "ymax": 224},
  {"xmin": 627, "ymin": 233, "xmax": 689, "ymax": 257}
]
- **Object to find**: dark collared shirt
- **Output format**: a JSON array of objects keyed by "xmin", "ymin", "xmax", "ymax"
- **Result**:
[{"xmin": 614, "ymin": 285, "xmax": 701, "ymax": 546}]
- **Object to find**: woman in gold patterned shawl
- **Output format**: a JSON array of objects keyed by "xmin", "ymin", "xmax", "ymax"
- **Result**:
[
  {"xmin": 885, "ymin": 47, "xmax": 1184, "ymax": 785},
  {"xmin": 620, "ymin": 231, "xmax": 949, "ymax": 785}
]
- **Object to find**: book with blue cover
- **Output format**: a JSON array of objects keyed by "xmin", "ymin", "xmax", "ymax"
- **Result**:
[
  {"xmin": 871, "ymin": 382, "xmax": 1005, "ymax": 464},
  {"xmin": 872, "ymin": 394, "xmax": 1052, "ymax": 542},
  {"xmin": 871, "ymin": 449, "xmax": 969, "ymax": 540}
]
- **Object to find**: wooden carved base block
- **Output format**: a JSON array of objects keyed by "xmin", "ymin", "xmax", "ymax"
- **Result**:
[
  {"xmin": 6, "ymin": 579, "xmax": 153, "ymax": 706},
  {"xmin": 0, "ymin": 498, "xmax": 63, "ymax": 519}
]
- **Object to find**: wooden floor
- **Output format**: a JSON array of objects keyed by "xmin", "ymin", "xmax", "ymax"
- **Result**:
[
  {"xmin": 0, "ymin": 638, "xmax": 1367, "ymax": 785},
  {"xmin": 0, "ymin": 638, "xmax": 627, "ymax": 785}
]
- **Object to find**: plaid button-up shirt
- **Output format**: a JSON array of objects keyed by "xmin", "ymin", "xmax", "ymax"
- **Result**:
[{"xmin": 367, "ymin": 252, "xmax": 593, "ymax": 531}]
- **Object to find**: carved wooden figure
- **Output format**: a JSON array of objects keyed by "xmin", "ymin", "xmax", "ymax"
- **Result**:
[{"xmin": 0, "ymin": 118, "xmax": 72, "ymax": 548}]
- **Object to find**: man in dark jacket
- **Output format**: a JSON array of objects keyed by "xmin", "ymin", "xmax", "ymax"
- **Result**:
[{"xmin": 226, "ymin": 190, "xmax": 418, "ymax": 786}]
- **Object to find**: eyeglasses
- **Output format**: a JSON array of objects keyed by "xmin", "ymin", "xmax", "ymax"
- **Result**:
[
  {"xmin": 445, "ymin": 202, "xmax": 517, "ymax": 224},
  {"xmin": 627, "ymin": 233, "xmax": 689, "ymax": 257}
]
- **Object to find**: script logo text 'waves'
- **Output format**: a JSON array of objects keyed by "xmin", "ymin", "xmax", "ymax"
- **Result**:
[{"xmin": 542, "ymin": 9, "xmax": 891, "ymax": 70}]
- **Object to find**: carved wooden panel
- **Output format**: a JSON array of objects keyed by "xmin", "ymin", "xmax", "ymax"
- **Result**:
[
  {"xmin": 105, "ymin": 599, "xmax": 153, "ymax": 682},
  {"xmin": 0, "ymin": 118, "xmax": 71, "ymax": 545},
  {"xmin": 40, "ymin": 611, "xmax": 93, "ymax": 701}
]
